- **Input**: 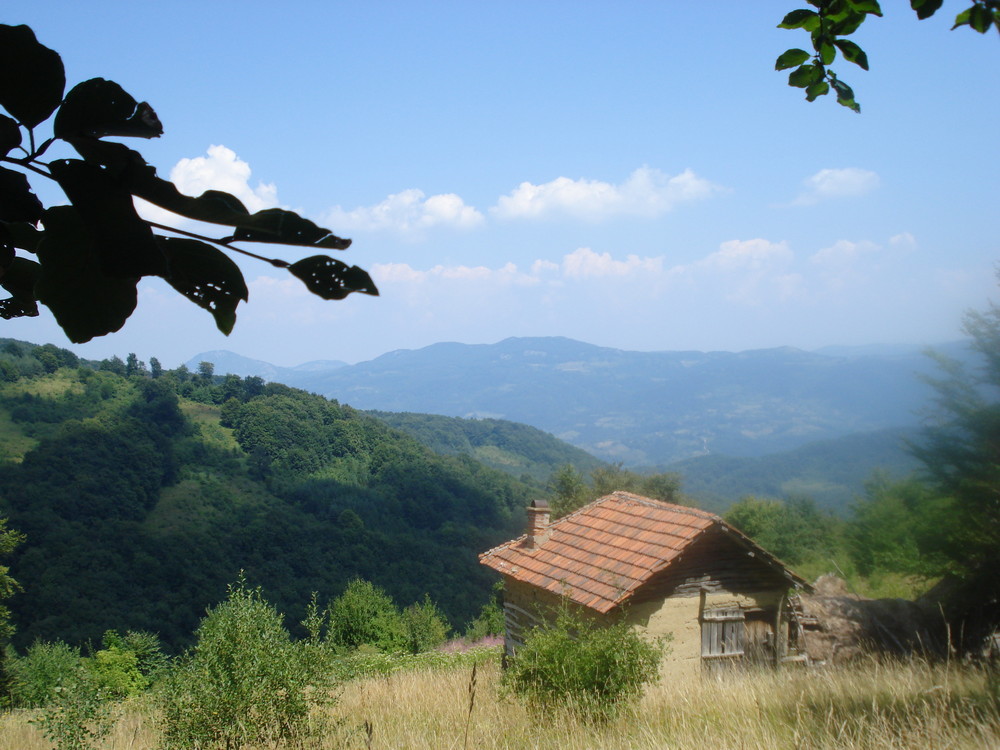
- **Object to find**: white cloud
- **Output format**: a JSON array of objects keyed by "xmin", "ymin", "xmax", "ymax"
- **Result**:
[
  {"xmin": 689, "ymin": 239, "xmax": 799, "ymax": 304},
  {"xmin": 810, "ymin": 239, "xmax": 881, "ymax": 266},
  {"xmin": 325, "ymin": 189, "xmax": 484, "ymax": 234},
  {"xmin": 171, "ymin": 145, "xmax": 279, "ymax": 212},
  {"xmin": 372, "ymin": 261, "xmax": 536, "ymax": 286},
  {"xmin": 701, "ymin": 239, "xmax": 793, "ymax": 271},
  {"xmin": 491, "ymin": 166, "xmax": 723, "ymax": 220},
  {"xmin": 792, "ymin": 167, "xmax": 880, "ymax": 206},
  {"xmin": 561, "ymin": 247, "xmax": 663, "ymax": 278},
  {"xmin": 134, "ymin": 144, "xmax": 279, "ymax": 228},
  {"xmin": 889, "ymin": 232, "xmax": 917, "ymax": 252}
]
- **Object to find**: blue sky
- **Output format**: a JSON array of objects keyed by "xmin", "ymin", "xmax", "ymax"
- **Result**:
[{"xmin": 4, "ymin": 2, "xmax": 998, "ymax": 367}]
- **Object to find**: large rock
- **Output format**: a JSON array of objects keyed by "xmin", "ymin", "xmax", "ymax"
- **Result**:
[{"xmin": 799, "ymin": 575, "xmax": 947, "ymax": 663}]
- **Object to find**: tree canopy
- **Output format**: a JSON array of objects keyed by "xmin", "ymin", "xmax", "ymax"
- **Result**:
[{"xmin": 0, "ymin": 24, "xmax": 377, "ymax": 344}]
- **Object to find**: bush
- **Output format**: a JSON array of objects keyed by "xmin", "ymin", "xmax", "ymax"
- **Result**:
[
  {"xmin": 504, "ymin": 605, "xmax": 665, "ymax": 721},
  {"xmin": 7, "ymin": 640, "xmax": 82, "ymax": 708},
  {"xmin": 158, "ymin": 577, "xmax": 338, "ymax": 749},
  {"xmin": 402, "ymin": 595, "xmax": 451, "ymax": 653},
  {"xmin": 327, "ymin": 578, "xmax": 408, "ymax": 653}
]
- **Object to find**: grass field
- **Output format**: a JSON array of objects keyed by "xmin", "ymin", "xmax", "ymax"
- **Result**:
[{"xmin": 1, "ymin": 656, "xmax": 997, "ymax": 749}]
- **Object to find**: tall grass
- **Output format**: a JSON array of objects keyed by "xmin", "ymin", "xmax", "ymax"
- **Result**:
[{"xmin": 1, "ymin": 657, "xmax": 996, "ymax": 749}]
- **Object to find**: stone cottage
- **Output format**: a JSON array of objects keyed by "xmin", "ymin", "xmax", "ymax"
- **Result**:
[{"xmin": 479, "ymin": 491, "xmax": 811, "ymax": 675}]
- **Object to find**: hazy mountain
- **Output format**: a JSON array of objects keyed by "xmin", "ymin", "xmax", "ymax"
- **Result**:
[
  {"xmin": 186, "ymin": 350, "xmax": 348, "ymax": 382},
  {"xmin": 666, "ymin": 426, "xmax": 922, "ymax": 514},
  {"xmin": 265, "ymin": 336, "xmax": 969, "ymax": 466},
  {"xmin": 185, "ymin": 336, "xmax": 970, "ymax": 467}
]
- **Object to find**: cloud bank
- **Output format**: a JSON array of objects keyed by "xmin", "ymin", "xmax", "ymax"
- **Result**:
[
  {"xmin": 792, "ymin": 167, "xmax": 880, "ymax": 206},
  {"xmin": 491, "ymin": 167, "xmax": 723, "ymax": 220},
  {"xmin": 326, "ymin": 189, "xmax": 484, "ymax": 234}
]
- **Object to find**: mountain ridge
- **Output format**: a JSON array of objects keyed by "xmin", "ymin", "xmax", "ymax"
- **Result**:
[{"xmin": 191, "ymin": 337, "xmax": 970, "ymax": 467}]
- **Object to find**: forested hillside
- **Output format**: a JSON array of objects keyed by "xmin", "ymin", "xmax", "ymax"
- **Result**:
[
  {"xmin": 0, "ymin": 340, "xmax": 535, "ymax": 651},
  {"xmin": 367, "ymin": 411, "xmax": 605, "ymax": 483}
]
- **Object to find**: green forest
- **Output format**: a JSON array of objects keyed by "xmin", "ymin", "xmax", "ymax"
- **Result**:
[{"xmin": 0, "ymin": 341, "xmax": 538, "ymax": 651}]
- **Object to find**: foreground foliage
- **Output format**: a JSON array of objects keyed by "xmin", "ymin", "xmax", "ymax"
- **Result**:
[
  {"xmin": 777, "ymin": 0, "xmax": 1000, "ymax": 113},
  {"xmin": 503, "ymin": 606, "xmax": 665, "ymax": 721},
  {"xmin": 158, "ymin": 578, "xmax": 338, "ymax": 750},
  {"xmin": 0, "ymin": 25, "xmax": 376, "ymax": 343}
]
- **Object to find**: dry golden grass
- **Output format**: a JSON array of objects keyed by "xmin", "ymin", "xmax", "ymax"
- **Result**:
[
  {"xmin": 1, "ymin": 659, "xmax": 996, "ymax": 749},
  {"xmin": 336, "ymin": 659, "xmax": 999, "ymax": 750}
]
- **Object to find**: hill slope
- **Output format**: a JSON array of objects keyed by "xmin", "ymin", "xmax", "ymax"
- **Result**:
[{"xmin": 0, "ymin": 344, "xmax": 534, "ymax": 651}]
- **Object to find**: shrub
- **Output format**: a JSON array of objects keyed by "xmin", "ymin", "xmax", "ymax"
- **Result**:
[
  {"xmin": 7, "ymin": 640, "xmax": 82, "ymax": 708},
  {"xmin": 86, "ymin": 646, "xmax": 145, "ymax": 700},
  {"xmin": 464, "ymin": 581, "xmax": 505, "ymax": 642},
  {"xmin": 504, "ymin": 605, "xmax": 666, "ymax": 721},
  {"xmin": 327, "ymin": 578, "xmax": 408, "ymax": 653},
  {"xmin": 157, "ymin": 577, "xmax": 338, "ymax": 749},
  {"xmin": 402, "ymin": 594, "xmax": 451, "ymax": 654}
]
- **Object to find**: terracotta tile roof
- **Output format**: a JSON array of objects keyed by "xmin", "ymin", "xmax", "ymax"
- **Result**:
[{"xmin": 480, "ymin": 492, "xmax": 724, "ymax": 614}]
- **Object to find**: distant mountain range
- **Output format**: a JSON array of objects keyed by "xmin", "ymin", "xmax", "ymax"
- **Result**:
[
  {"xmin": 185, "ymin": 350, "xmax": 347, "ymax": 382},
  {"xmin": 191, "ymin": 337, "xmax": 970, "ymax": 467}
]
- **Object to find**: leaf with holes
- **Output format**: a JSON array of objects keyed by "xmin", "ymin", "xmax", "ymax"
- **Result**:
[
  {"xmin": 34, "ymin": 207, "xmax": 137, "ymax": 342},
  {"xmin": 0, "ymin": 256, "xmax": 40, "ymax": 319},
  {"xmin": 54, "ymin": 78, "xmax": 162, "ymax": 139},
  {"xmin": 0, "ymin": 25, "xmax": 65, "ymax": 128},
  {"xmin": 157, "ymin": 237, "xmax": 249, "ymax": 335},
  {"xmin": 49, "ymin": 158, "xmax": 166, "ymax": 278},
  {"xmin": 68, "ymin": 139, "xmax": 353, "ymax": 251},
  {"xmin": 230, "ymin": 209, "xmax": 352, "ymax": 250},
  {"xmin": 289, "ymin": 256, "xmax": 379, "ymax": 300}
]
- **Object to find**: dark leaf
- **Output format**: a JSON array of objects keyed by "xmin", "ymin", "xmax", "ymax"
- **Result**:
[
  {"xmin": 0, "ymin": 166, "xmax": 43, "ymax": 223},
  {"xmin": 0, "ymin": 256, "xmax": 40, "ymax": 318},
  {"xmin": 0, "ymin": 221, "xmax": 44, "ymax": 253},
  {"xmin": 828, "ymin": 73, "xmax": 861, "ymax": 112},
  {"xmin": 49, "ymin": 158, "xmax": 167, "ymax": 278},
  {"xmin": 0, "ymin": 25, "xmax": 65, "ymax": 128},
  {"xmin": 54, "ymin": 78, "xmax": 163, "ymax": 139},
  {"xmin": 0, "ymin": 296, "xmax": 38, "ymax": 319},
  {"xmin": 819, "ymin": 42, "xmax": 837, "ymax": 65},
  {"xmin": 805, "ymin": 80, "xmax": 831, "ymax": 101},
  {"xmin": 788, "ymin": 63, "xmax": 824, "ymax": 88},
  {"xmin": 966, "ymin": 5, "xmax": 994, "ymax": 32},
  {"xmin": 775, "ymin": 48, "xmax": 811, "ymax": 70},
  {"xmin": 829, "ymin": 11, "xmax": 869, "ymax": 35},
  {"xmin": 156, "ymin": 237, "xmax": 248, "ymax": 335},
  {"xmin": 778, "ymin": 9, "xmax": 820, "ymax": 30},
  {"xmin": 0, "ymin": 114, "xmax": 21, "ymax": 157},
  {"xmin": 952, "ymin": 8, "xmax": 972, "ymax": 28},
  {"xmin": 847, "ymin": 0, "xmax": 883, "ymax": 15},
  {"xmin": 67, "ymin": 139, "xmax": 352, "ymax": 250},
  {"xmin": 834, "ymin": 39, "xmax": 870, "ymax": 70},
  {"xmin": 288, "ymin": 256, "xmax": 379, "ymax": 301},
  {"xmin": 34, "ymin": 206, "xmax": 138, "ymax": 342},
  {"xmin": 230, "ymin": 209, "xmax": 352, "ymax": 250},
  {"xmin": 911, "ymin": 0, "xmax": 945, "ymax": 20}
]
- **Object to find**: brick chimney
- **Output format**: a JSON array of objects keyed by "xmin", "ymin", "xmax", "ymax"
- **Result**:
[{"xmin": 524, "ymin": 499, "xmax": 551, "ymax": 550}]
